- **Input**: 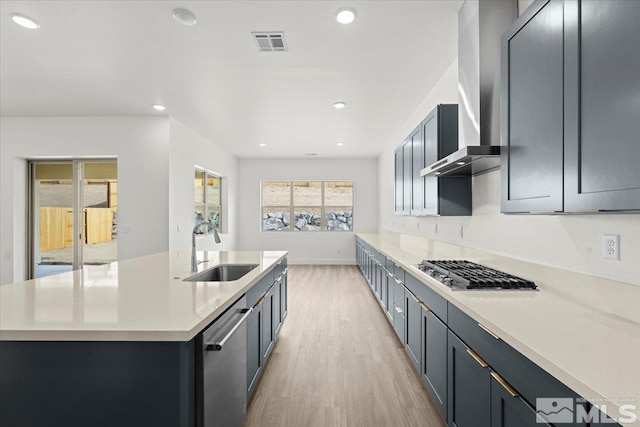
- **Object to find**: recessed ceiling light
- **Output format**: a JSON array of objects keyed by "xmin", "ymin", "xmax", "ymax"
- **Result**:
[
  {"xmin": 336, "ymin": 8, "xmax": 357, "ymax": 24},
  {"xmin": 152, "ymin": 104, "xmax": 166, "ymax": 111},
  {"xmin": 10, "ymin": 13, "xmax": 40, "ymax": 29},
  {"xmin": 259, "ymin": 143, "xmax": 267, "ymax": 147},
  {"xmin": 434, "ymin": 172, "xmax": 441, "ymax": 175},
  {"xmin": 333, "ymin": 101, "xmax": 346, "ymax": 109},
  {"xmin": 172, "ymin": 8, "xmax": 197, "ymax": 26},
  {"xmin": 456, "ymin": 161, "xmax": 466, "ymax": 165},
  {"xmin": 336, "ymin": 142, "xmax": 345, "ymax": 146}
]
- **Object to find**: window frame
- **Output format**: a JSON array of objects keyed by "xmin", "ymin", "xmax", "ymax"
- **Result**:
[
  {"xmin": 195, "ymin": 167, "xmax": 222, "ymax": 235},
  {"xmin": 261, "ymin": 180, "xmax": 354, "ymax": 232}
]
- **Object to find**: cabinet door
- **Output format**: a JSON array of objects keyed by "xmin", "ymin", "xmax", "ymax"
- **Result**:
[
  {"xmin": 404, "ymin": 289, "xmax": 421, "ymax": 373},
  {"xmin": 448, "ymin": 331, "xmax": 491, "ymax": 427},
  {"xmin": 491, "ymin": 372, "xmax": 549, "ymax": 427},
  {"xmin": 394, "ymin": 148, "xmax": 404, "ymax": 215},
  {"xmin": 392, "ymin": 280, "xmax": 406, "ymax": 343},
  {"xmin": 246, "ymin": 304, "xmax": 262, "ymax": 399},
  {"xmin": 281, "ymin": 269, "xmax": 288, "ymax": 321},
  {"xmin": 422, "ymin": 111, "xmax": 439, "ymax": 216},
  {"xmin": 501, "ymin": 0, "xmax": 564, "ymax": 213},
  {"xmin": 273, "ymin": 276, "xmax": 282, "ymax": 336},
  {"xmin": 411, "ymin": 126, "xmax": 424, "ymax": 216},
  {"xmin": 402, "ymin": 140, "xmax": 412, "ymax": 216},
  {"xmin": 422, "ymin": 307, "xmax": 447, "ymax": 418},
  {"xmin": 564, "ymin": 0, "xmax": 640, "ymax": 211},
  {"xmin": 261, "ymin": 287, "xmax": 275, "ymax": 362}
]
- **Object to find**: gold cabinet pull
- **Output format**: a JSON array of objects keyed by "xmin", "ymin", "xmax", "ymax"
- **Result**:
[
  {"xmin": 412, "ymin": 294, "xmax": 420, "ymax": 304},
  {"xmin": 420, "ymin": 303, "xmax": 431, "ymax": 312},
  {"xmin": 491, "ymin": 372, "xmax": 519, "ymax": 397},
  {"xmin": 478, "ymin": 323, "xmax": 500, "ymax": 340},
  {"xmin": 466, "ymin": 348, "xmax": 488, "ymax": 368}
]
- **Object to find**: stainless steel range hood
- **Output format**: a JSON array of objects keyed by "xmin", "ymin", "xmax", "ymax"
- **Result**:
[{"xmin": 422, "ymin": 0, "xmax": 516, "ymax": 178}]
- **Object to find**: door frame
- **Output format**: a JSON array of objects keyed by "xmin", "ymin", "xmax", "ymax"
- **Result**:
[{"xmin": 26, "ymin": 158, "xmax": 117, "ymax": 279}]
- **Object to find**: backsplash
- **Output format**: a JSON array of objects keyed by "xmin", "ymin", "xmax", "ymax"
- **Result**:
[{"xmin": 381, "ymin": 169, "xmax": 640, "ymax": 286}]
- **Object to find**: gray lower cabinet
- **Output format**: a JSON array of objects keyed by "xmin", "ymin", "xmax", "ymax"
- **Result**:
[
  {"xmin": 246, "ymin": 302, "xmax": 262, "ymax": 399},
  {"xmin": 404, "ymin": 287, "xmax": 421, "ymax": 372},
  {"xmin": 273, "ymin": 275, "xmax": 282, "ymax": 335},
  {"xmin": 501, "ymin": 0, "xmax": 564, "ymax": 213},
  {"xmin": 261, "ymin": 285, "xmax": 275, "ymax": 362},
  {"xmin": 490, "ymin": 372, "xmax": 549, "ymax": 427},
  {"xmin": 448, "ymin": 330, "xmax": 491, "ymax": 427},
  {"xmin": 502, "ymin": 0, "xmax": 640, "ymax": 214},
  {"xmin": 392, "ymin": 278, "xmax": 406, "ymax": 343},
  {"xmin": 422, "ymin": 306, "xmax": 447, "ymax": 419},
  {"xmin": 563, "ymin": 0, "xmax": 640, "ymax": 211}
]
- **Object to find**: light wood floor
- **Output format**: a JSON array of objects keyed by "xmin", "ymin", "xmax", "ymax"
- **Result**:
[{"xmin": 244, "ymin": 265, "xmax": 446, "ymax": 427}]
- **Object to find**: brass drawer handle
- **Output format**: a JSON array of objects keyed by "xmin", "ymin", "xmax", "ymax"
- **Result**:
[
  {"xmin": 411, "ymin": 294, "xmax": 420, "ymax": 304},
  {"xmin": 466, "ymin": 348, "xmax": 488, "ymax": 368},
  {"xmin": 420, "ymin": 303, "xmax": 431, "ymax": 312},
  {"xmin": 394, "ymin": 278, "xmax": 402, "ymax": 285},
  {"xmin": 491, "ymin": 372, "xmax": 519, "ymax": 397},
  {"xmin": 478, "ymin": 323, "xmax": 500, "ymax": 340}
]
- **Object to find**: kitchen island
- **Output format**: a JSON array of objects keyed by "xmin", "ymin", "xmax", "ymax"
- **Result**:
[{"xmin": 0, "ymin": 250, "xmax": 288, "ymax": 427}]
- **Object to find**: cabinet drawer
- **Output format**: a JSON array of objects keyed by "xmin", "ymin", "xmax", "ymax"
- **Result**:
[
  {"xmin": 404, "ymin": 271, "xmax": 447, "ymax": 322},
  {"xmin": 448, "ymin": 303, "xmax": 581, "ymax": 409},
  {"xmin": 246, "ymin": 270, "xmax": 275, "ymax": 308}
]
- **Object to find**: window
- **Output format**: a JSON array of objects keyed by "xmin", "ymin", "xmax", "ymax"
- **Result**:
[
  {"xmin": 262, "ymin": 181, "xmax": 353, "ymax": 231},
  {"xmin": 195, "ymin": 168, "xmax": 221, "ymax": 234}
]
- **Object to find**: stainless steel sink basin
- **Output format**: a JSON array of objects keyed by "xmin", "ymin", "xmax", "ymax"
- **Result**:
[{"xmin": 183, "ymin": 264, "xmax": 259, "ymax": 282}]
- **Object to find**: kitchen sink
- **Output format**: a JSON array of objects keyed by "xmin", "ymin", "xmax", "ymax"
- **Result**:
[{"xmin": 183, "ymin": 264, "xmax": 259, "ymax": 282}]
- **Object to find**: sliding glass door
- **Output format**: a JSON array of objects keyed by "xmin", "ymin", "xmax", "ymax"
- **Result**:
[{"xmin": 29, "ymin": 160, "xmax": 118, "ymax": 279}]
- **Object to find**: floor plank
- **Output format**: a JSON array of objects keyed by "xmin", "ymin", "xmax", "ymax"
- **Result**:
[{"xmin": 244, "ymin": 265, "xmax": 446, "ymax": 427}]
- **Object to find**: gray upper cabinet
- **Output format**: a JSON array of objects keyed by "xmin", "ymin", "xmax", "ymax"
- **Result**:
[
  {"xmin": 422, "ymin": 104, "xmax": 471, "ymax": 216},
  {"xmin": 394, "ymin": 147, "xmax": 403, "ymax": 215},
  {"xmin": 402, "ymin": 139, "xmax": 412, "ymax": 216},
  {"xmin": 411, "ymin": 127, "xmax": 424, "ymax": 216},
  {"xmin": 501, "ymin": 0, "xmax": 564, "ymax": 213},
  {"xmin": 394, "ymin": 104, "xmax": 470, "ymax": 217},
  {"xmin": 564, "ymin": 0, "xmax": 640, "ymax": 212},
  {"xmin": 502, "ymin": 0, "xmax": 640, "ymax": 214}
]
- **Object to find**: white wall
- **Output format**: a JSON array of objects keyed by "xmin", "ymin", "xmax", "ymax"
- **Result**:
[
  {"xmin": 377, "ymin": 60, "xmax": 640, "ymax": 286},
  {"xmin": 168, "ymin": 118, "xmax": 238, "ymax": 252},
  {"xmin": 0, "ymin": 116, "xmax": 171, "ymax": 285},
  {"xmin": 237, "ymin": 158, "xmax": 378, "ymax": 264}
]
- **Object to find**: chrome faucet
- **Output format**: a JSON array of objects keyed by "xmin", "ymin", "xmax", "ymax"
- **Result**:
[{"xmin": 191, "ymin": 221, "xmax": 221, "ymax": 272}]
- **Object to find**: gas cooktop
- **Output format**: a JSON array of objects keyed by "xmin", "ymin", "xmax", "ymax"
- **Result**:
[{"xmin": 416, "ymin": 260, "xmax": 537, "ymax": 290}]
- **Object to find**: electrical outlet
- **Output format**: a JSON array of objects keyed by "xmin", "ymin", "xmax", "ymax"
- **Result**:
[
  {"xmin": 603, "ymin": 234, "xmax": 620, "ymax": 260},
  {"xmin": 434, "ymin": 223, "xmax": 438, "ymax": 234},
  {"xmin": 416, "ymin": 222, "xmax": 420, "ymax": 231},
  {"xmin": 459, "ymin": 225, "xmax": 464, "ymax": 238},
  {"xmin": 177, "ymin": 225, "xmax": 181, "ymax": 232},
  {"xmin": 336, "ymin": 248, "xmax": 341, "ymax": 254}
]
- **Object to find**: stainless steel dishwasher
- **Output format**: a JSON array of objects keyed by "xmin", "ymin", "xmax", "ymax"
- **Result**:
[{"xmin": 197, "ymin": 296, "xmax": 251, "ymax": 427}]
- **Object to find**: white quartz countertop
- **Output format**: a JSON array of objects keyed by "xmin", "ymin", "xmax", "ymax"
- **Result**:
[
  {"xmin": 357, "ymin": 232, "xmax": 640, "ymax": 426},
  {"xmin": 0, "ymin": 250, "xmax": 287, "ymax": 342}
]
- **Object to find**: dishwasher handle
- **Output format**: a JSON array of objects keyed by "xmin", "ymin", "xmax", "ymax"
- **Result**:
[{"xmin": 205, "ymin": 307, "xmax": 253, "ymax": 351}]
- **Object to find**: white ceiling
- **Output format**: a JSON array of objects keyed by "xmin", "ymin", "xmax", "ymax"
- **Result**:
[{"xmin": 0, "ymin": 1, "xmax": 461, "ymax": 158}]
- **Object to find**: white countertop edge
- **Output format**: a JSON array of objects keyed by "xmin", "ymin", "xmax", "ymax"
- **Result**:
[{"xmin": 0, "ymin": 251, "xmax": 288, "ymax": 342}]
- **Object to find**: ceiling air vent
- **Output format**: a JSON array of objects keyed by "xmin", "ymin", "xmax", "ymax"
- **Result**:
[{"xmin": 252, "ymin": 32, "xmax": 288, "ymax": 52}]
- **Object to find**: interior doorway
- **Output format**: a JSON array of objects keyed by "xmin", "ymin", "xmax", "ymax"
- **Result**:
[{"xmin": 28, "ymin": 160, "xmax": 118, "ymax": 279}]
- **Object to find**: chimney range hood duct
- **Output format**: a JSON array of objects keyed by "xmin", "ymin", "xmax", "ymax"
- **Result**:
[{"xmin": 422, "ymin": 0, "xmax": 517, "ymax": 178}]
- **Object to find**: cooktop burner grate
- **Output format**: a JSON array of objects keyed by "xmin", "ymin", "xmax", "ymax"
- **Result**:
[{"xmin": 417, "ymin": 260, "xmax": 537, "ymax": 290}]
